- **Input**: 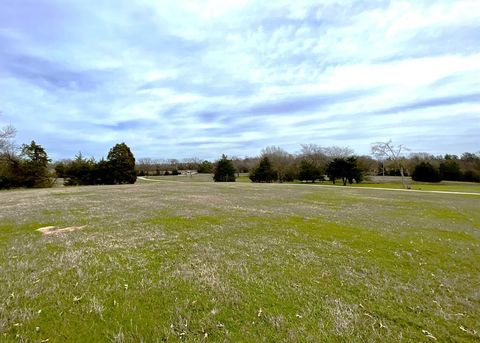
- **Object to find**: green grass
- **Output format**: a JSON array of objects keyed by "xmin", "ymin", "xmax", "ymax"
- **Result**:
[{"xmin": 1, "ymin": 181, "xmax": 479, "ymax": 342}]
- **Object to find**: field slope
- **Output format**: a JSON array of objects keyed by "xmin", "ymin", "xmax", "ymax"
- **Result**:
[{"xmin": 1, "ymin": 181, "xmax": 479, "ymax": 342}]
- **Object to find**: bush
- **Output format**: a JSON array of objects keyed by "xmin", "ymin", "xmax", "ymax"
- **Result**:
[{"xmin": 412, "ymin": 162, "xmax": 441, "ymax": 182}]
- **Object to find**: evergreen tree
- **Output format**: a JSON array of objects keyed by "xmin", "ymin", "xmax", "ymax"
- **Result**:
[
  {"xmin": 20, "ymin": 141, "xmax": 52, "ymax": 188},
  {"xmin": 326, "ymin": 157, "xmax": 363, "ymax": 185},
  {"xmin": 249, "ymin": 156, "xmax": 278, "ymax": 183},
  {"xmin": 298, "ymin": 160, "xmax": 322, "ymax": 183},
  {"xmin": 213, "ymin": 154, "xmax": 236, "ymax": 182},
  {"xmin": 107, "ymin": 143, "xmax": 136, "ymax": 184},
  {"xmin": 439, "ymin": 160, "xmax": 461, "ymax": 181}
]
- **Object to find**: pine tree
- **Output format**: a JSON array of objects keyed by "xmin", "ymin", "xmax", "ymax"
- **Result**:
[
  {"xmin": 213, "ymin": 155, "xmax": 236, "ymax": 182},
  {"xmin": 249, "ymin": 156, "xmax": 278, "ymax": 183}
]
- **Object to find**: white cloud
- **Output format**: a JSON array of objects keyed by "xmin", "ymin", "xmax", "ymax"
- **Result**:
[{"xmin": 0, "ymin": 0, "xmax": 479, "ymax": 159}]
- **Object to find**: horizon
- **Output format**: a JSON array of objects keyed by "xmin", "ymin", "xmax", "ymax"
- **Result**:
[{"xmin": 1, "ymin": 1, "xmax": 479, "ymax": 160}]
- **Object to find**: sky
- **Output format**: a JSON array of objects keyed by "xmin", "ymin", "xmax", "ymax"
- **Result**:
[{"xmin": 0, "ymin": 0, "xmax": 479, "ymax": 161}]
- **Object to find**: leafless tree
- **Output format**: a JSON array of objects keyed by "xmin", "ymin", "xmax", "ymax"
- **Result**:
[
  {"xmin": 323, "ymin": 146, "xmax": 354, "ymax": 158},
  {"xmin": 299, "ymin": 144, "xmax": 328, "ymax": 171},
  {"xmin": 0, "ymin": 112, "xmax": 17, "ymax": 155},
  {"xmin": 371, "ymin": 140, "xmax": 409, "ymax": 188}
]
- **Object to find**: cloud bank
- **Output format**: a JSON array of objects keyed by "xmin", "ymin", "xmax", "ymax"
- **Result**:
[{"xmin": 0, "ymin": 0, "xmax": 479, "ymax": 160}]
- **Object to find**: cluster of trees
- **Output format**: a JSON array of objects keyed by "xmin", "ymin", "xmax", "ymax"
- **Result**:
[
  {"xmin": 371, "ymin": 141, "xmax": 480, "ymax": 183},
  {"xmin": 0, "ymin": 138, "xmax": 53, "ymax": 189},
  {"xmin": 55, "ymin": 143, "xmax": 136, "ymax": 185},
  {"xmin": 204, "ymin": 143, "xmax": 480, "ymax": 185},
  {"xmin": 409, "ymin": 155, "xmax": 480, "ymax": 183},
  {"xmin": 211, "ymin": 145, "xmax": 368, "ymax": 184},
  {"xmin": 1, "ymin": 120, "xmax": 137, "ymax": 189}
]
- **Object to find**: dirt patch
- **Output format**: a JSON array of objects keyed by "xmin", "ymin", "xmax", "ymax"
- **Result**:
[{"xmin": 37, "ymin": 225, "xmax": 87, "ymax": 235}]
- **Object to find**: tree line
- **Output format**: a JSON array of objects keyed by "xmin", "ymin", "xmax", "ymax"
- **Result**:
[
  {"xmin": 1, "ymin": 121, "xmax": 479, "ymax": 189},
  {"xmin": 210, "ymin": 143, "xmax": 480, "ymax": 185},
  {"xmin": 0, "ymin": 123, "xmax": 136, "ymax": 189}
]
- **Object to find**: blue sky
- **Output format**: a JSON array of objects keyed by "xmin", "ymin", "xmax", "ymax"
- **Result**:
[{"xmin": 0, "ymin": 0, "xmax": 479, "ymax": 160}]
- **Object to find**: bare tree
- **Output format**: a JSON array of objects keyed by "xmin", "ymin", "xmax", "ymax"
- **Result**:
[
  {"xmin": 371, "ymin": 140, "xmax": 409, "ymax": 188},
  {"xmin": 299, "ymin": 144, "xmax": 329, "ymax": 172},
  {"xmin": 323, "ymin": 146, "xmax": 354, "ymax": 158},
  {"xmin": 0, "ymin": 114, "xmax": 17, "ymax": 155}
]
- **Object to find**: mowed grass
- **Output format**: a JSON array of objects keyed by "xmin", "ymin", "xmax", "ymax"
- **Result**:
[{"xmin": 0, "ymin": 181, "xmax": 479, "ymax": 342}]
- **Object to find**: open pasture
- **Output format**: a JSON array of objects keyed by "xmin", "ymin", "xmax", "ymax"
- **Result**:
[{"xmin": 1, "ymin": 181, "xmax": 479, "ymax": 342}]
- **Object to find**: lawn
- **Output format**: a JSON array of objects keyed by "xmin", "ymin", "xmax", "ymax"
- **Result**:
[{"xmin": 1, "ymin": 181, "xmax": 479, "ymax": 342}]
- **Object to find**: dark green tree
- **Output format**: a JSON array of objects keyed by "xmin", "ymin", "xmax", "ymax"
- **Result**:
[
  {"xmin": 326, "ymin": 157, "xmax": 363, "ymax": 186},
  {"xmin": 213, "ymin": 154, "xmax": 236, "ymax": 182},
  {"xmin": 249, "ymin": 156, "xmax": 278, "ymax": 183},
  {"xmin": 439, "ymin": 160, "xmax": 461, "ymax": 181},
  {"xmin": 107, "ymin": 143, "xmax": 136, "ymax": 184},
  {"xmin": 298, "ymin": 160, "xmax": 322, "ymax": 183},
  {"xmin": 63, "ymin": 153, "xmax": 97, "ymax": 185},
  {"xmin": 20, "ymin": 141, "xmax": 52, "ymax": 188},
  {"xmin": 412, "ymin": 162, "xmax": 441, "ymax": 182}
]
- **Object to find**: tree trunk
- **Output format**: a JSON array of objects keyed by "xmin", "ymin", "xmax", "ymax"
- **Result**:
[{"xmin": 400, "ymin": 166, "xmax": 407, "ymax": 189}]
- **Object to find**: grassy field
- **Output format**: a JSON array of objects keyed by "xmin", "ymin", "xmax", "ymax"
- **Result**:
[
  {"xmin": 144, "ymin": 174, "xmax": 480, "ymax": 193},
  {"xmin": 1, "ymin": 180, "xmax": 479, "ymax": 342}
]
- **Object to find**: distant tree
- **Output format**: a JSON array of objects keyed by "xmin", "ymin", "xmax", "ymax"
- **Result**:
[
  {"xmin": 164, "ymin": 170, "xmax": 170, "ymax": 176},
  {"xmin": 0, "ymin": 124, "xmax": 16, "ymax": 155},
  {"xmin": 63, "ymin": 153, "xmax": 97, "ymax": 186},
  {"xmin": 357, "ymin": 155, "xmax": 378, "ymax": 176},
  {"xmin": 326, "ymin": 157, "xmax": 363, "ymax": 186},
  {"xmin": 0, "ymin": 123, "xmax": 19, "ymax": 189},
  {"xmin": 171, "ymin": 169, "xmax": 179, "ymax": 176},
  {"xmin": 261, "ymin": 146, "xmax": 293, "ymax": 182},
  {"xmin": 299, "ymin": 144, "xmax": 328, "ymax": 174},
  {"xmin": 439, "ymin": 160, "xmax": 462, "ymax": 181},
  {"xmin": 412, "ymin": 162, "xmax": 441, "ymax": 182},
  {"xmin": 249, "ymin": 156, "xmax": 277, "ymax": 183},
  {"xmin": 198, "ymin": 160, "xmax": 214, "ymax": 173},
  {"xmin": 107, "ymin": 143, "xmax": 136, "ymax": 184},
  {"xmin": 0, "ymin": 154, "xmax": 22, "ymax": 189},
  {"xmin": 298, "ymin": 160, "xmax": 322, "ymax": 183},
  {"xmin": 20, "ymin": 141, "xmax": 52, "ymax": 188},
  {"xmin": 213, "ymin": 154, "xmax": 236, "ymax": 182},
  {"xmin": 323, "ymin": 146, "xmax": 354, "ymax": 158},
  {"xmin": 462, "ymin": 170, "xmax": 480, "ymax": 182},
  {"xmin": 371, "ymin": 140, "xmax": 409, "ymax": 188}
]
